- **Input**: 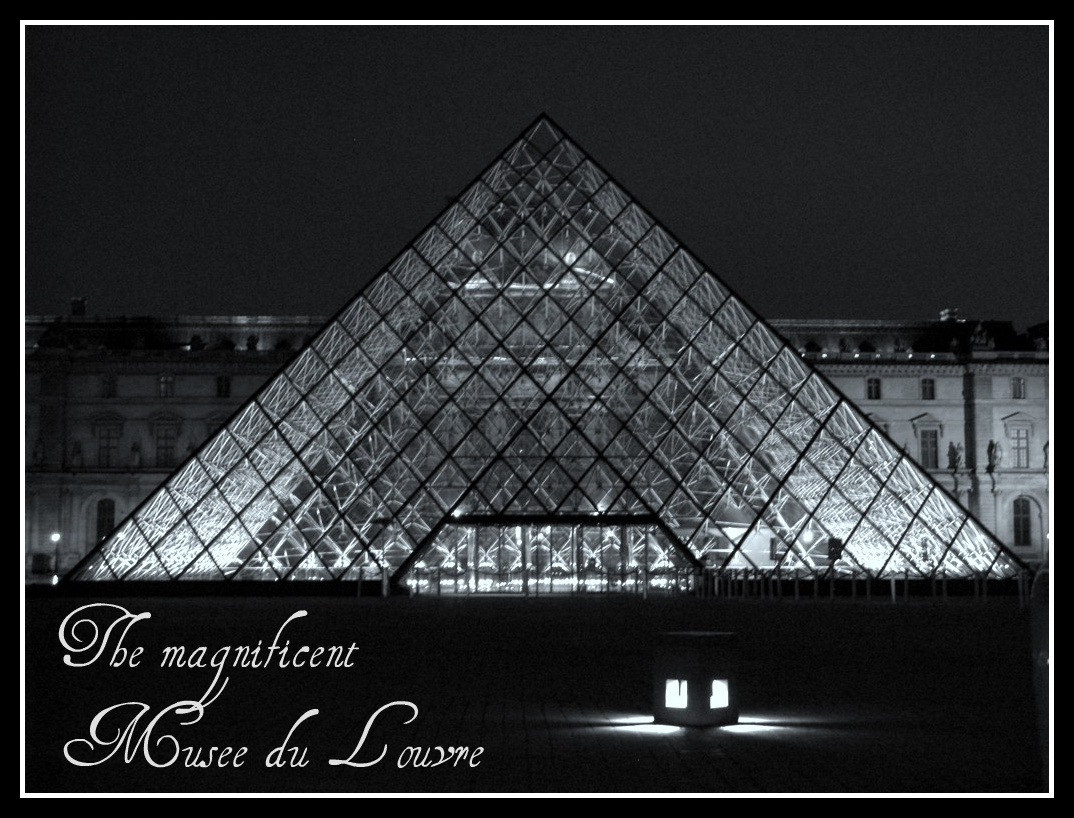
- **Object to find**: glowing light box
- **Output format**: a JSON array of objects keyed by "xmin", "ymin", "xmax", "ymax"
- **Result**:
[{"xmin": 653, "ymin": 631, "xmax": 739, "ymax": 727}]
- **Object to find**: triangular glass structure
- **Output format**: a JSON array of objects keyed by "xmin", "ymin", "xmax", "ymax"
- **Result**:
[{"xmin": 68, "ymin": 116, "xmax": 1026, "ymax": 591}]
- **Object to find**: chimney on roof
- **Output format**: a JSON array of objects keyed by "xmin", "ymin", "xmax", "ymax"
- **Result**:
[{"xmin": 70, "ymin": 297, "xmax": 87, "ymax": 317}]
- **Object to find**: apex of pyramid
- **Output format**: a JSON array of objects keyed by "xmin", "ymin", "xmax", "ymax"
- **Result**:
[{"xmin": 521, "ymin": 114, "xmax": 567, "ymax": 150}]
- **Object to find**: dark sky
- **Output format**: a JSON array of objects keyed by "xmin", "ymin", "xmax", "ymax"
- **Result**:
[{"xmin": 23, "ymin": 24, "xmax": 1052, "ymax": 331}]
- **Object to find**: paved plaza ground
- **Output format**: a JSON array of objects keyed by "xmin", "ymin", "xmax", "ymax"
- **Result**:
[{"xmin": 23, "ymin": 592, "xmax": 1051, "ymax": 795}]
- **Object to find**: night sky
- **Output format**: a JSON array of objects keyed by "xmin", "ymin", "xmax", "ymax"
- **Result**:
[{"xmin": 22, "ymin": 24, "xmax": 1052, "ymax": 331}]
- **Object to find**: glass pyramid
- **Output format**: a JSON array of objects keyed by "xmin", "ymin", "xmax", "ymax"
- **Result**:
[{"xmin": 68, "ymin": 115, "xmax": 1025, "ymax": 591}]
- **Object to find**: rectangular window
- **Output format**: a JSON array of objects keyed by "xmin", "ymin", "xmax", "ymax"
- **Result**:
[
  {"xmin": 920, "ymin": 429, "xmax": 939, "ymax": 470},
  {"xmin": 216, "ymin": 375, "xmax": 232, "ymax": 398},
  {"xmin": 98, "ymin": 425, "xmax": 120, "ymax": 468},
  {"xmin": 1013, "ymin": 498, "xmax": 1032, "ymax": 547},
  {"xmin": 96, "ymin": 499, "xmax": 116, "ymax": 541},
  {"xmin": 155, "ymin": 425, "xmax": 178, "ymax": 468},
  {"xmin": 159, "ymin": 374, "xmax": 175, "ymax": 398},
  {"xmin": 100, "ymin": 373, "xmax": 117, "ymax": 398},
  {"xmin": 921, "ymin": 378, "xmax": 935, "ymax": 400},
  {"xmin": 866, "ymin": 378, "xmax": 882, "ymax": 400},
  {"xmin": 1012, "ymin": 428, "xmax": 1029, "ymax": 468},
  {"xmin": 1011, "ymin": 377, "xmax": 1026, "ymax": 399}
]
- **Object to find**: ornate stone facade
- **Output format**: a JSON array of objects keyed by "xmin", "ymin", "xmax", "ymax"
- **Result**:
[{"xmin": 25, "ymin": 311, "xmax": 1049, "ymax": 580}]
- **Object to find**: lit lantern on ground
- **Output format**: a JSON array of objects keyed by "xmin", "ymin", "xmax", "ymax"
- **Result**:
[{"xmin": 653, "ymin": 631, "xmax": 739, "ymax": 727}]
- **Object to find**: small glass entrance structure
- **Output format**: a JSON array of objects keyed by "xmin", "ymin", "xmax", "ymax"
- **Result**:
[{"xmin": 404, "ymin": 516, "xmax": 695, "ymax": 595}]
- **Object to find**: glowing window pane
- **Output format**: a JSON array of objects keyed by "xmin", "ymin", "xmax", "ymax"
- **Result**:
[
  {"xmin": 710, "ymin": 679, "xmax": 729, "ymax": 709},
  {"xmin": 665, "ymin": 679, "xmax": 688, "ymax": 709}
]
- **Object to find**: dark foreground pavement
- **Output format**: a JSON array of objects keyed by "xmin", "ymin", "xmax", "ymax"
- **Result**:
[{"xmin": 23, "ymin": 594, "xmax": 1051, "ymax": 795}]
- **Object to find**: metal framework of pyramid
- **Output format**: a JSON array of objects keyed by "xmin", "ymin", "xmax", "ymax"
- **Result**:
[{"xmin": 69, "ymin": 115, "xmax": 1025, "ymax": 592}]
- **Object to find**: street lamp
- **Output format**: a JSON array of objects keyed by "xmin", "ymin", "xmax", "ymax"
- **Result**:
[{"xmin": 49, "ymin": 531, "xmax": 62, "ymax": 583}]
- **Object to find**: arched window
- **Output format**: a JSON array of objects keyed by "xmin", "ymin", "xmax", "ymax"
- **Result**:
[
  {"xmin": 1013, "ymin": 497, "xmax": 1033, "ymax": 547},
  {"xmin": 96, "ymin": 498, "xmax": 116, "ymax": 542}
]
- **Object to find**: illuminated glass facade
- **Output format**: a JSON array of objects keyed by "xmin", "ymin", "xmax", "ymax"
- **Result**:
[{"xmin": 68, "ymin": 116, "xmax": 1025, "ymax": 590}]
